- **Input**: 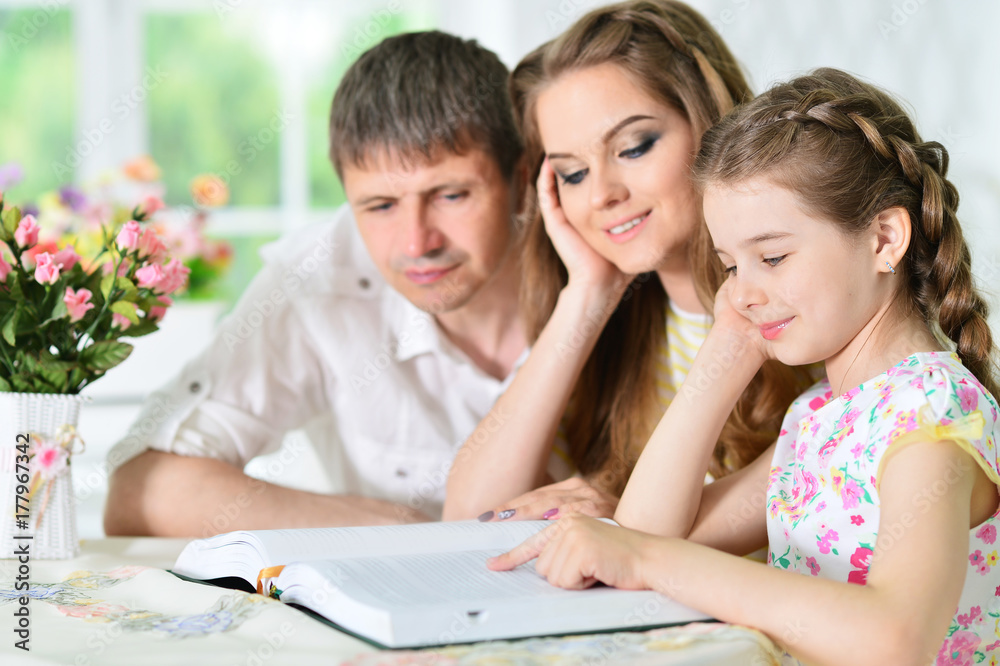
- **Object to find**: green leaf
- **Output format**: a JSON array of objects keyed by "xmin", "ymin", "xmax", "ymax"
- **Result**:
[
  {"xmin": 115, "ymin": 276, "xmax": 139, "ymax": 302},
  {"xmin": 9, "ymin": 374, "xmax": 33, "ymax": 392},
  {"xmin": 100, "ymin": 272, "xmax": 116, "ymax": 300},
  {"xmin": 79, "ymin": 340, "xmax": 133, "ymax": 372},
  {"xmin": 1, "ymin": 206, "xmax": 21, "ymax": 236},
  {"xmin": 35, "ymin": 356, "xmax": 69, "ymax": 393},
  {"xmin": 2, "ymin": 306, "xmax": 20, "ymax": 345},
  {"xmin": 0, "ymin": 376, "xmax": 10, "ymax": 391},
  {"xmin": 118, "ymin": 319, "xmax": 159, "ymax": 339},
  {"xmin": 110, "ymin": 301, "xmax": 140, "ymax": 325},
  {"xmin": 66, "ymin": 367, "xmax": 87, "ymax": 393},
  {"xmin": 45, "ymin": 297, "xmax": 69, "ymax": 324}
]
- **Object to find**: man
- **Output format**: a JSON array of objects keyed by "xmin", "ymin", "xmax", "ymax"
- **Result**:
[{"xmin": 103, "ymin": 30, "xmax": 547, "ymax": 536}]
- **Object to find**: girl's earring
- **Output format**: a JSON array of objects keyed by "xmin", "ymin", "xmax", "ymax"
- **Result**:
[{"xmin": 885, "ymin": 261, "xmax": 896, "ymax": 275}]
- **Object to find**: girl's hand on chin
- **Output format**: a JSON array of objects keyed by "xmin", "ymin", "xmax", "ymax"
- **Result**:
[
  {"xmin": 537, "ymin": 158, "xmax": 630, "ymax": 300},
  {"xmin": 711, "ymin": 279, "xmax": 773, "ymax": 366}
]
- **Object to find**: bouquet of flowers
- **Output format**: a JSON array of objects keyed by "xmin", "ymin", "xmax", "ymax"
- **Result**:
[
  {"xmin": 9, "ymin": 157, "xmax": 233, "ymax": 302},
  {"xmin": 0, "ymin": 190, "xmax": 187, "ymax": 394}
]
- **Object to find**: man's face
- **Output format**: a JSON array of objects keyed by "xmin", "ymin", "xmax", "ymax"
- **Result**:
[{"xmin": 342, "ymin": 146, "xmax": 516, "ymax": 315}]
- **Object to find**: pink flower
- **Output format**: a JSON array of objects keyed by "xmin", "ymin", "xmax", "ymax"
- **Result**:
[
  {"xmin": 808, "ymin": 395, "xmax": 828, "ymax": 411},
  {"xmin": 111, "ymin": 312, "xmax": 132, "ymax": 330},
  {"xmin": 148, "ymin": 296, "xmax": 172, "ymax": 323},
  {"xmin": 14, "ymin": 214, "xmax": 40, "ymax": 248},
  {"xmin": 847, "ymin": 547, "xmax": 873, "ymax": 586},
  {"xmin": 805, "ymin": 557, "xmax": 820, "ymax": 576},
  {"xmin": 850, "ymin": 546, "xmax": 873, "ymax": 569},
  {"xmin": 155, "ymin": 258, "xmax": 190, "ymax": 295},
  {"xmin": 970, "ymin": 550, "xmax": 985, "ymax": 566},
  {"xmin": 135, "ymin": 263, "xmax": 164, "ymax": 289},
  {"xmin": 33, "ymin": 252, "xmax": 60, "ymax": 284},
  {"xmin": 0, "ymin": 254, "xmax": 10, "ymax": 282},
  {"xmin": 136, "ymin": 228, "xmax": 167, "ymax": 263},
  {"xmin": 850, "ymin": 442, "xmax": 864, "ymax": 459},
  {"xmin": 63, "ymin": 287, "xmax": 95, "ymax": 322},
  {"xmin": 957, "ymin": 606, "xmax": 982, "ymax": 628},
  {"xmin": 851, "ymin": 515, "xmax": 865, "ymax": 526},
  {"xmin": 957, "ymin": 385, "xmax": 979, "ymax": 414},
  {"xmin": 32, "ymin": 440, "xmax": 68, "ymax": 479},
  {"xmin": 116, "ymin": 220, "xmax": 141, "ymax": 251},
  {"xmin": 52, "ymin": 246, "xmax": 80, "ymax": 272},
  {"xmin": 841, "ymin": 478, "xmax": 863, "ymax": 510},
  {"xmin": 976, "ymin": 524, "xmax": 996, "ymax": 545},
  {"xmin": 138, "ymin": 195, "xmax": 165, "ymax": 217},
  {"xmin": 935, "ymin": 630, "xmax": 980, "ymax": 665},
  {"xmin": 977, "ymin": 563, "xmax": 990, "ymax": 576},
  {"xmin": 817, "ymin": 529, "xmax": 839, "ymax": 554}
]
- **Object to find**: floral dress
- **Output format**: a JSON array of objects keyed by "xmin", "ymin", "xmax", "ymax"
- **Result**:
[{"xmin": 766, "ymin": 352, "xmax": 1000, "ymax": 664}]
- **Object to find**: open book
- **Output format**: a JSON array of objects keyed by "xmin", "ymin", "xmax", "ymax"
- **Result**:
[{"xmin": 171, "ymin": 520, "xmax": 711, "ymax": 648}]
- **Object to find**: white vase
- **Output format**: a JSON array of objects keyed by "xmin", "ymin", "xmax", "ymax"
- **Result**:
[{"xmin": 0, "ymin": 392, "xmax": 88, "ymax": 559}]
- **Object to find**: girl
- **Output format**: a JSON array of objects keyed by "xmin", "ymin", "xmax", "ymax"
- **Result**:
[
  {"xmin": 489, "ymin": 68, "xmax": 1000, "ymax": 665},
  {"xmin": 444, "ymin": 0, "xmax": 811, "ymax": 522}
]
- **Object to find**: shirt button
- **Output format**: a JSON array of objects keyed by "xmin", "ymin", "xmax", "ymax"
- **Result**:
[
  {"xmin": 395, "ymin": 469, "xmax": 408, "ymax": 478},
  {"xmin": 359, "ymin": 278, "xmax": 371, "ymax": 289},
  {"xmin": 189, "ymin": 382, "xmax": 201, "ymax": 393}
]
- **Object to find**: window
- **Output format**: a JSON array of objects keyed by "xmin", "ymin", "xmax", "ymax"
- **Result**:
[{"xmin": 0, "ymin": 0, "xmax": 438, "ymax": 306}]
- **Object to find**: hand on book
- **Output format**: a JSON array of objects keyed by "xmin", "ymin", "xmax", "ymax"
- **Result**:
[
  {"xmin": 478, "ymin": 477, "xmax": 618, "ymax": 522},
  {"xmin": 486, "ymin": 514, "xmax": 652, "ymax": 591}
]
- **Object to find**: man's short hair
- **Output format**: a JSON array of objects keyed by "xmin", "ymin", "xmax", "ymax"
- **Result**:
[{"xmin": 329, "ymin": 30, "xmax": 523, "ymax": 182}]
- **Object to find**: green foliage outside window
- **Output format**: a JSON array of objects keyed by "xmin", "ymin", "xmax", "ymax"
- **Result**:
[{"xmin": 0, "ymin": 9, "xmax": 75, "ymax": 203}]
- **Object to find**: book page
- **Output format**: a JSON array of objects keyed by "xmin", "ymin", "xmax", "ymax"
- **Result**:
[
  {"xmin": 277, "ymin": 547, "xmax": 712, "ymax": 647},
  {"xmin": 173, "ymin": 520, "xmax": 550, "ymax": 583},
  {"xmin": 285, "ymin": 549, "xmax": 563, "ymax": 610}
]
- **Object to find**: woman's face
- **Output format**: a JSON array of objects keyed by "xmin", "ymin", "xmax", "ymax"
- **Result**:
[{"xmin": 535, "ymin": 62, "xmax": 701, "ymax": 275}]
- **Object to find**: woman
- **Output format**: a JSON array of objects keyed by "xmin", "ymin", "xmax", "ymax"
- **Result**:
[{"xmin": 444, "ymin": 0, "xmax": 811, "ymax": 520}]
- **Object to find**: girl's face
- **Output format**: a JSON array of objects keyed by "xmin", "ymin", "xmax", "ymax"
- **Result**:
[
  {"xmin": 535, "ymin": 63, "xmax": 701, "ymax": 275},
  {"xmin": 705, "ymin": 179, "xmax": 889, "ymax": 369}
]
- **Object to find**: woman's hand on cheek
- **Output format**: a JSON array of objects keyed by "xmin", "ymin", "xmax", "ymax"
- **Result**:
[
  {"xmin": 487, "ymin": 514, "xmax": 652, "ymax": 591},
  {"xmin": 537, "ymin": 158, "xmax": 629, "ymax": 300},
  {"xmin": 711, "ymin": 278, "xmax": 773, "ymax": 365}
]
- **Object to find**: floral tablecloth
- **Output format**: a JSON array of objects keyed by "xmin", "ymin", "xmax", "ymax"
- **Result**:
[{"xmin": 0, "ymin": 538, "xmax": 784, "ymax": 665}]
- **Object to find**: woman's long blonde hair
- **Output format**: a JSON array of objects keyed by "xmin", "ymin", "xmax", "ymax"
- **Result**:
[{"xmin": 511, "ymin": 0, "xmax": 815, "ymax": 493}]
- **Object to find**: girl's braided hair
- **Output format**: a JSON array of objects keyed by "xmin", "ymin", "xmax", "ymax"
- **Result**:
[{"xmin": 692, "ymin": 67, "xmax": 998, "ymax": 396}]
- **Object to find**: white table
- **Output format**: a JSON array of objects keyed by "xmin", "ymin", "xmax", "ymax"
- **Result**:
[{"xmin": 0, "ymin": 538, "xmax": 784, "ymax": 665}]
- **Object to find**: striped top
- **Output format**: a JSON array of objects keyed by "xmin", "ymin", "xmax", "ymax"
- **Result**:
[
  {"xmin": 657, "ymin": 302, "xmax": 713, "ymax": 409},
  {"xmin": 550, "ymin": 302, "xmax": 712, "ymax": 474}
]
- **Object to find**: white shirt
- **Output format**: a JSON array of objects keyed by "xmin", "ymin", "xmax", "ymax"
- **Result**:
[{"xmin": 107, "ymin": 205, "xmax": 541, "ymax": 520}]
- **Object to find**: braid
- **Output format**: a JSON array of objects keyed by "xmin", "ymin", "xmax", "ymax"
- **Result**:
[{"xmin": 695, "ymin": 67, "xmax": 999, "ymax": 396}]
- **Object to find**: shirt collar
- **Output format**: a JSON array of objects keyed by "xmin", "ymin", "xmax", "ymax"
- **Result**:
[
  {"xmin": 384, "ymin": 292, "xmax": 530, "ymax": 385},
  {"xmin": 385, "ymin": 290, "xmax": 443, "ymax": 363}
]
